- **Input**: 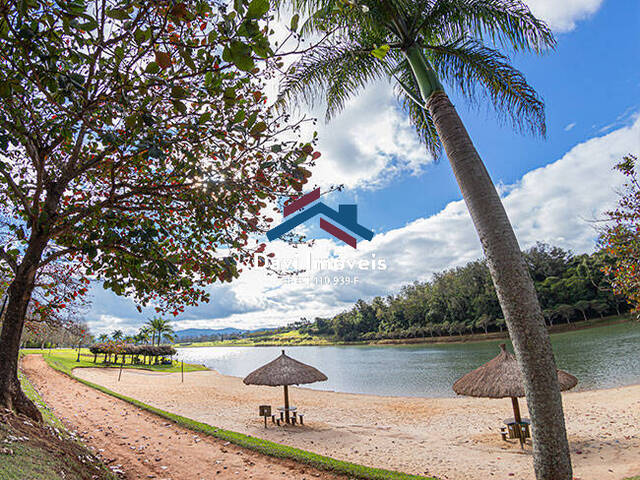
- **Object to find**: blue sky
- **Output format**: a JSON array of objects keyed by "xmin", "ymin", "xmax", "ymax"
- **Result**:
[{"xmin": 87, "ymin": 0, "xmax": 640, "ymax": 335}]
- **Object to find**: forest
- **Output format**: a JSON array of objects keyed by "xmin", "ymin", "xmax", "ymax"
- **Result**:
[{"xmin": 293, "ymin": 243, "xmax": 631, "ymax": 342}]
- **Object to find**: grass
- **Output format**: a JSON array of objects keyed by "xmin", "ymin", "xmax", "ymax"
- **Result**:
[
  {"xmin": 177, "ymin": 330, "xmax": 341, "ymax": 347},
  {"xmin": 21, "ymin": 348, "xmax": 208, "ymax": 373},
  {"xmin": 0, "ymin": 365, "xmax": 117, "ymax": 480},
  {"xmin": 31, "ymin": 352, "xmax": 437, "ymax": 480}
]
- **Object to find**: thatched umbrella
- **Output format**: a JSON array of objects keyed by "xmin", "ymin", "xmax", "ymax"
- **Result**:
[
  {"xmin": 243, "ymin": 350, "xmax": 327, "ymax": 423},
  {"xmin": 453, "ymin": 344, "xmax": 577, "ymax": 444}
]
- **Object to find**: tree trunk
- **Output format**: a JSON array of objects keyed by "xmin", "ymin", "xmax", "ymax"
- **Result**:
[
  {"xmin": 0, "ymin": 269, "xmax": 43, "ymax": 422},
  {"xmin": 425, "ymin": 90, "xmax": 572, "ymax": 479}
]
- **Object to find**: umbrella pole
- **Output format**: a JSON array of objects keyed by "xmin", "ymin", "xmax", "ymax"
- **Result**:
[
  {"xmin": 511, "ymin": 397, "xmax": 524, "ymax": 448},
  {"xmin": 511, "ymin": 397, "xmax": 522, "ymax": 423},
  {"xmin": 284, "ymin": 385, "xmax": 290, "ymax": 424}
]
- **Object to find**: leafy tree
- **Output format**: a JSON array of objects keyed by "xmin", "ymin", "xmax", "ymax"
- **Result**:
[
  {"xmin": 474, "ymin": 313, "xmax": 492, "ymax": 334},
  {"xmin": 600, "ymin": 155, "xmax": 640, "ymax": 313},
  {"xmin": 589, "ymin": 300, "xmax": 609, "ymax": 318},
  {"xmin": 554, "ymin": 304, "xmax": 574, "ymax": 324},
  {"xmin": 573, "ymin": 300, "xmax": 591, "ymax": 322},
  {"xmin": 0, "ymin": 0, "xmax": 316, "ymax": 420},
  {"xmin": 274, "ymin": 1, "xmax": 572, "ymax": 476},
  {"xmin": 542, "ymin": 308, "xmax": 556, "ymax": 326}
]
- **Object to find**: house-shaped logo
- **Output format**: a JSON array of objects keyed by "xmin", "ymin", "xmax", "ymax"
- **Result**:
[{"xmin": 266, "ymin": 188, "xmax": 374, "ymax": 248}]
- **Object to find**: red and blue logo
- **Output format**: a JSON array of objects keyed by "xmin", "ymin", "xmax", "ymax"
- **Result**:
[{"xmin": 266, "ymin": 188, "xmax": 374, "ymax": 248}]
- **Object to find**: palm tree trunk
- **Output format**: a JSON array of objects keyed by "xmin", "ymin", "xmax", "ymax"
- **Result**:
[{"xmin": 424, "ymin": 89, "xmax": 572, "ymax": 480}]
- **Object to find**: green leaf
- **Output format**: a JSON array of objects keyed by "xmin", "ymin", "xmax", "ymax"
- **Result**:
[
  {"xmin": 226, "ymin": 42, "xmax": 254, "ymax": 72},
  {"xmin": 0, "ymin": 82, "xmax": 11, "ymax": 98},
  {"xmin": 145, "ymin": 62, "xmax": 160, "ymax": 74},
  {"xmin": 180, "ymin": 48, "xmax": 196, "ymax": 71},
  {"xmin": 172, "ymin": 100, "xmax": 187, "ymax": 114},
  {"xmin": 78, "ymin": 18, "xmax": 99, "ymax": 31},
  {"xmin": 371, "ymin": 44, "xmax": 390, "ymax": 60},
  {"xmin": 233, "ymin": 110, "xmax": 245, "ymax": 123},
  {"xmin": 171, "ymin": 85, "xmax": 187, "ymax": 99},
  {"xmin": 246, "ymin": 0, "xmax": 269, "ymax": 19},
  {"xmin": 106, "ymin": 8, "xmax": 130, "ymax": 20},
  {"xmin": 250, "ymin": 121, "xmax": 267, "ymax": 136},
  {"xmin": 290, "ymin": 13, "xmax": 299, "ymax": 31}
]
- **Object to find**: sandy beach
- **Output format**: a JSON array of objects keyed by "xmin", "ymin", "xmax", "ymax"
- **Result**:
[{"xmin": 72, "ymin": 363, "xmax": 640, "ymax": 480}]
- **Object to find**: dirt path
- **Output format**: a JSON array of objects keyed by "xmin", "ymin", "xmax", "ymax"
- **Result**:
[
  {"xmin": 73, "ymin": 360, "xmax": 640, "ymax": 480},
  {"xmin": 21, "ymin": 355, "xmax": 348, "ymax": 480}
]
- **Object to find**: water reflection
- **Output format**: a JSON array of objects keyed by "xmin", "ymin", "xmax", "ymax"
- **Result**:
[{"xmin": 176, "ymin": 322, "xmax": 640, "ymax": 397}]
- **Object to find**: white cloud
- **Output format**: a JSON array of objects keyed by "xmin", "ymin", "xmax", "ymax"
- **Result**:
[
  {"xmin": 564, "ymin": 122, "xmax": 577, "ymax": 131},
  {"xmin": 304, "ymin": 81, "xmax": 432, "ymax": 190},
  {"xmin": 87, "ymin": 115, "xmax": 640, "ymax": 334},
  {"xmin": 524, "ymin": 0, "xmax": 604, "ymax": 32}
]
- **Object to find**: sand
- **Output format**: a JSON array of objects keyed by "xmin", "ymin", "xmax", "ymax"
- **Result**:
[
  {"xmin": 68, "ymin": 360, "xmax": 640, "ymax": 480},
  {"xmin": 21, "ymin": 355, "xmax": 349, "ymax": 480}
]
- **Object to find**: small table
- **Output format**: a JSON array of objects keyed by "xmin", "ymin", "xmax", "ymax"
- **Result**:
[{"xmin": 277, "ymin": 406, "xmax": 297, "ymax": 424}]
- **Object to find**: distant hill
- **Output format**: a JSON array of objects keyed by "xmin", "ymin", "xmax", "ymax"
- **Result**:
[{"xmin": 174, "ymin": 328, "xmax": 245, "ymax": 340}]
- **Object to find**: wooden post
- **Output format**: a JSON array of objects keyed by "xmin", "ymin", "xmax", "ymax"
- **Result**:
[
  {"xmin": 511, "ymin": 397, "xmax": 522, "ymax": 423},
  {"xmin": 283, "ymin": 385, "xmax": 290, "ymax": 424},
  {"xmin": 511, "ymin": 397, "xmax": 524, "ymax": 448},
  {"xmin": 181, "ymin": 361, "xmax": 184, "ymax": 383},
  {"xmin": 118, "ymin": 358, "xmax": 124, "ymax": 382}
]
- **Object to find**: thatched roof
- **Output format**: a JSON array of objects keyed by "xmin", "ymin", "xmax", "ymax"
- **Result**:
[
  {"xmin": 453, "ymin": 344, "xmax": 578, "ymax": 398},
  {"xmin": 243, "ymin": 350, "xmax": 328, "ymax": 387}
]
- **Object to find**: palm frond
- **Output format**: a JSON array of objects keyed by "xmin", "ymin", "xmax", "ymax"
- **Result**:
[
  {"xmin": 418, "ymin": 0, "xmax": 555, "ymax": 53},
  {"xmin": 278, "ymin": 43, "xmax": 391, "ymax": 121},
  {"xmin": 394, "ymin": 61, "xmax": 443, "ymax": 158},
  {"xmin": 425, "ymin": 38, "xmax": 546, "ymax": 135}
]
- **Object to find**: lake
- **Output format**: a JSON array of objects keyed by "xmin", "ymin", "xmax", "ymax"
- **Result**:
[{"xmin": 176, "ymin": 321, "xmax": 640, "ymax": 398}]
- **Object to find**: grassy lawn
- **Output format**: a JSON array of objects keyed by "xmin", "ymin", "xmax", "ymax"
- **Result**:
[
  {"xmin": 34, "ymin": 353, "xmax": 436, "ymax": 480},
  {"xmin": 21, "ymin": 348, "xmax": 208, "ymax": 373},
  {"xmin": 0, "ymin": 367, "xmax": 116, "ymax": 480}
]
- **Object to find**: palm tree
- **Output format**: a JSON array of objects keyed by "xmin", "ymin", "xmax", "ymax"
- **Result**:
[
  {"xmin": 275, "ymin": 1, "xmax": 570, "ymax": 477},
  {"xmin": 143, "ymin": 320, "xmax": 157, "ymax": 346},
  {"xmin": 147, "ymin": 317, "xmax": 174, "ymax": 346},
  {"xmin": 135, "ymin": 327, "xmax": 152, "ymax": 345},
  {"xmin": 97, "ymin": 334, "xmax": 108, "ymax": 343},
  {"xmin": 111, "ymin": 330, "xmax": 124, "ymax": 341}
]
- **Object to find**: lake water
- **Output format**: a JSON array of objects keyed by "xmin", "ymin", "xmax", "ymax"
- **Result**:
[{"xmin": 176, "ymin": 321, "xmax": 640, "ymax": 398}]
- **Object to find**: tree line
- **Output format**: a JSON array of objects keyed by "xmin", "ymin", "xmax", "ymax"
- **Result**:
[{"xmin": 295, "ymin": 243, "xmax": 630, "ymax": 342}]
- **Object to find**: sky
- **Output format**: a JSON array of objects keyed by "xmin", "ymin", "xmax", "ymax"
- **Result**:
[{"xmin": 87, "ymin": 0, "xmax": 640, "ymax": 335}]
